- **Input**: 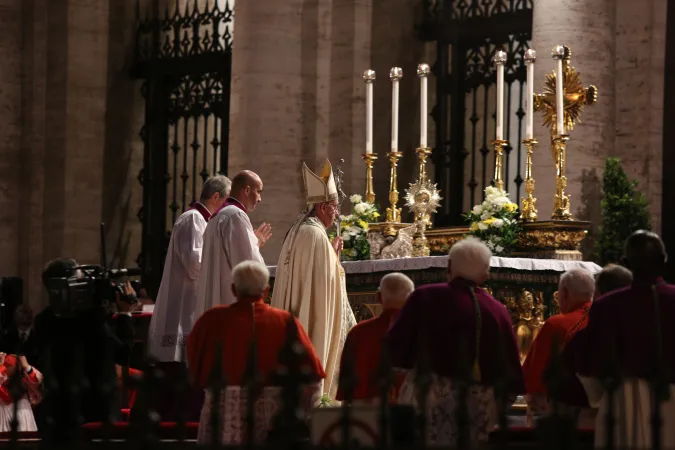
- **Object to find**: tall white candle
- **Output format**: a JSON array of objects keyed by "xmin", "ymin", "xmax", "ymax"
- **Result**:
[
  {"xmin": 493, "ymin": 51, "xmax": 507, "ymax": 140},
  {"xmin": 525, "ymin": 49, "xmax": 536, "ymax": 140},
  {"xmin": 363, "ymin": 70, "xmax": 376, "ymax": 153},
  {"xmin": 390, "ymin": 67, "xmax": 402, "ymax": 150},
  {"xmin": 553, "ymin": 45, "xmax": 565, "ymax": 135},
  {"xmin": 417, "ymin": 64, "xmax": 430, "ymax": 148}
]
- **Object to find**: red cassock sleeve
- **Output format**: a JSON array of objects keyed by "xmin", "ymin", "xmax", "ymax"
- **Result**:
[{"xmin": 522, "ymin": 320, "xmax": 558, "ymax": 395}]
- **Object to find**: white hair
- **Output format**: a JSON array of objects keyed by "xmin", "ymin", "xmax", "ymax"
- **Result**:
[
  {"xmin": 201, "ymin": 175, "xmax": 232, "ymax": 201},
  {"xmin": 448, "ymin": 237, "xmax": 492, "ymax": 283},
  {"xmin": 232, "ymin": 260, "xmax": 270, "ymax": 298},
  {"xmin": 559, "ymin": 268, "xmax": 595, "ymax": 300},
  {"xmin": 379, "ymin": 273, "xmax": 414, "ymax": 306}
]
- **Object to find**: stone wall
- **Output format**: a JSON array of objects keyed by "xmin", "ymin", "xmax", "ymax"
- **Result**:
[{"xmin": 0, "ymin": 0, "xmax": 667, "ymax": 311}]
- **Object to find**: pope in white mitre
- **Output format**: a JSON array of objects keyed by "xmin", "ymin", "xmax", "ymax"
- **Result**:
[{"xmin": 271, "ymin": 160, "xmax": 356, "ymax": 399}]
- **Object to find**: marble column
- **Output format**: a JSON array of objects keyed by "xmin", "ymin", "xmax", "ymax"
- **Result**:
[
  {"xmin": 613, "ymin": 0, "xmax": 667, "ymax": 233},
  {"xmin": 229, "ymin": 0, "xmax": 375, "ymax": 262},
  {"xmin": 531, "ymin": 0, "xmax": 616, "ymax": 237},
  {"xmin": 0, "ymin": 0, "xmax": 23, "ymax": 279}
]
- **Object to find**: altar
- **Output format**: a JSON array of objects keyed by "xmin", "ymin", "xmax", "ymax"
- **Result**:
[{"xmin": 268, "ymin": 255, "xmax": 601, "ymax": 327}]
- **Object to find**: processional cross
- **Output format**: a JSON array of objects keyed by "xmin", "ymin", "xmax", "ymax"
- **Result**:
[{"xmin": 533, "ymin": 46, "xmax": 597, "ymax": 220}]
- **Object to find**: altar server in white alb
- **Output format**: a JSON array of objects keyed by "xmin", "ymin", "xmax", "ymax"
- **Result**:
[
  {"xmin": 271, "ymin": 160, "xmax": 356, "ymax": 399},
  {"xmin": 148, "ymin": 175, "xmax": 231, "ymax": 362},
  {"xmin": 194, "ymin": 170, "xmax": 272, "ymax": 319}
]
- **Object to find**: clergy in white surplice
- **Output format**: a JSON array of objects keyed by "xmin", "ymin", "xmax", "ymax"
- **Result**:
[
  {"xmin": 271, "ymin": 160, "xmax": 356, "ymax": 400},
  {"xmin": 147, "ymin": 175, "xmax": 231, "ymax": 362},
  {"xmin": 194, "ymin": 170, "xmax": 271, "ymax": 319}
]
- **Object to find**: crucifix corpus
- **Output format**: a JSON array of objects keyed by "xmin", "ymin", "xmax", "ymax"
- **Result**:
[{"xmin": 533, "ymin": 46, "xmax": 598, "ymax": 221}]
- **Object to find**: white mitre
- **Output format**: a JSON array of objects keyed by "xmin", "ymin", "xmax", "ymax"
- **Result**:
[{"xmin": 302, "ymin": 159, "xmax": 338, "ymax": 204}]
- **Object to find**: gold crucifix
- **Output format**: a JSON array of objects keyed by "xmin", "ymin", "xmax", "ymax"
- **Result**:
[{"xmin": 533, "ymin": 46, "xmax": 597, "ymax": 220}]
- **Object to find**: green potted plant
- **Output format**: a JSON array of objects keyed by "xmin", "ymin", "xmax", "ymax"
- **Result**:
[{"xmin": 594, "ymin": 157, "xmax": 651, "ymax": 266}]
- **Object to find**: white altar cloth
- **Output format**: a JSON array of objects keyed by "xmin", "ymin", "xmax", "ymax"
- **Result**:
[{"xmin": 268, "ymin": 256, "xmax": 601, "ymax": 278}]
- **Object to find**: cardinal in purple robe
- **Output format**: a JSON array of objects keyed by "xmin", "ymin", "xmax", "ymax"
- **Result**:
[
  {"xmin": 388, "ymin": 237, "xmax": 523, "ymax": 447},
  {"xmin": 570, "ymin": 230, "xmax": 675, "ymax": 448}
]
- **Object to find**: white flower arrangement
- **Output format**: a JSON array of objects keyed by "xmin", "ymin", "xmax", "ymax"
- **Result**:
[
  {"xmin": 332, "ymin": 194, "xmax": 380, "ymax": 261},
  {"xmin": 464, "ymin": 186, "xmax": 521, "ymax": 255}
]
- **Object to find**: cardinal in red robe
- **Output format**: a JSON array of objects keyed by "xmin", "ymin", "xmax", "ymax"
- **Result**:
[
  {"xmin": 187, "ymin": 261, "xmax": 324, "ymax": 445},
  {"xmin": 0, "ymin": 353, "xmax": 42, "ymax": 432},
  {"xmin": 522, "ymin": 268, "xmax": 595, "ymax": 421},
  {"xmin": 336, "ymin": 273, "xmax": 414, "ymax": 404}
]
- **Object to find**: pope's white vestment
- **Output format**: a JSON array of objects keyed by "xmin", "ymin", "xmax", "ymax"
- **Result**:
[
  {"xmin": 194, "ymin": 204, "xmax": 264, "ymax": 319},
  {"xmin": 271, "ymin": 216, "xmax": 356, "ymax": 399},
  {"xmin": 148, "ymin": 208, "xmax": 208, "ymax": 362}
]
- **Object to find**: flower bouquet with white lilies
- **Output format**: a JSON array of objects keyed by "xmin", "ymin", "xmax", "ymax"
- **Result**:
[
  {"xmin": 464, "ymin": 186, "xmax": 521, "ymax": 256},
  {"xmin": 337, "ymin": 194, "xmax": 380, "ymax": 261}
]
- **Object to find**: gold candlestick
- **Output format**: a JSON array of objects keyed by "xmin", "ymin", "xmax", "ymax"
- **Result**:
[
  {"xmin": 416, "ymin": 147, "xmax": 432, "ymax": 184},
  {"xmin": 384, "ymin": 151, "xmax": 403, "ymax": 236},
  {"xmin": 415, "ymin": 147, "xmax": 433, "ymax": 228},
  {"xmin": 492, "ymin": 139, "xmax": 508, "ymax": 190},
  {"xmin": 362, "ymin": 153, "xmax": 377, "ymax": 204},
  {"xmin": 533, "ymin": 46, "xmax": 597, "ymax": 222},
  {"xmin": 520, "ymin": 138, "xmax": 538, "ymax": 222},
  {"xmin": 551, "ymin": 135, "xmax": 572, "ymax": 220}
]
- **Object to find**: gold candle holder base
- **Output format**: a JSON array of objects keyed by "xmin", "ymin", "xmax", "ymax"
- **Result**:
[
  {"xmin": 551, "ymin": 135, "xmax": 572, "ymax": 221},
  {"xmin": 385, "ymin": 151, "xmax": 404, "ymax": 234},
  {"xmin": 362, "ymin": 153, "xmax": 378, "ymax": 204},
  {"xmin": 411, "ymin": 218, "xmax": 430, "ymax": 257},
  {"xmin": 415, "ymin": 147, "xmax": 433, "ymax": 228},
  {"xmin": 520, "ymin": 138, "xmax": 538, "ymax": 222},
  {"xmin": 415, "ymin": 146, "xmax": 432, "ymax": 184},
  {"xmin": 491, "ymin": 139, "xmax": 508, "ymax": 190}
]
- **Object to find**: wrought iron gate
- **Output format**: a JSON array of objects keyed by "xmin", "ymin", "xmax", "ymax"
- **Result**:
[
  {"xmin": 132, "ymin": 0, "xmax": 234, "ymax": 294},
  {"xmin": 420, "ymin": 0, "xmax": 533, "ymax": 226}
]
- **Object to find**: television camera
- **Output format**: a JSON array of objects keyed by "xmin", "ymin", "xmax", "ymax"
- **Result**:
[{"xmin": 43, "ymin": 223, "xmax": 142, "ymax": 317}]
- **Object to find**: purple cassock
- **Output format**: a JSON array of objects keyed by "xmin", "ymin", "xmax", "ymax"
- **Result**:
[
  {"xmin": 570, "ymin": 276, "xmax": 675, "ymax": 381},
  {"xmin": 387, "ymin": 278, "xmax": 525, "ymax": 395}
]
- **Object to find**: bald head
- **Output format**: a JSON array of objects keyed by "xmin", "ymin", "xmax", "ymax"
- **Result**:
[
  {"xmin": 230, "ymin": 170, "xmax": 263, "ymax": 211},
  {"xmin": 623, "ymin": 230, "xmax": 667, "ymax": 277},
  {"xmin": 379, "ymin": 273, "xmax": 414, "ymax": 309}
]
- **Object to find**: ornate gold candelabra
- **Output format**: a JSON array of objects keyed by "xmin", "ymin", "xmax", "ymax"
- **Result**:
[
  {"xmin": 551, "ymin": 134, "xmax": 572, "ymax": 220},
  {"xmin": 520, "ymin": 138, "xmax": 539, "ymax": 222},
  {"xmin": 384, "ymin": 151, "xmax": 403, "ymax": 236},
  {"xmin": 491, "ymin": 140, "xmax": 507, "ymax": 190},
  {"xmin": 362, "ymin": 153, "xmax": 377, "ymax": 204},
  {"xmin": 533, "ymin": 45, "xmax": 597, "ymax": 220}
]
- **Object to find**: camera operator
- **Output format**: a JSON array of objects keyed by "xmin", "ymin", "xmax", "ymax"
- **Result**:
[{"xmin": 33, "ymin": 258, "xmax": 136, "ymax": 444}]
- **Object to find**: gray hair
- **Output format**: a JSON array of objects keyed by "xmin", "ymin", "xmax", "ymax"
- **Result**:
[
  {"xmin": 200, "ymin": 175, "xmax": 231, "ymax": 201},
  {"xmin": 232, "ymin": 260, "xmax": 270, "ymax": 298},
  {"xmin": 559, "ymin": 268, "xmax": 595, "ymax": 299},
  {"xmin": 379, "ymin": 273, "xmax": 414, "ymax": 305},
  {"xmin": 448, "ymin": 237, "xmax": 492, "ymax": 283}
]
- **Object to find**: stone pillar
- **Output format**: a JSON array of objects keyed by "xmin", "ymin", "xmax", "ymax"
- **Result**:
[
  {"xmin": 229, "ymin": 0, "xmax": 375, "ymax": 262},
  {"xmin": 16, "ymin": 0, "xmax": 113, "ymax": 311},
  {"xmin": 531, "ymin": 0, "xmax": 616, "ymax": 237},
  {"xmin": 0, "ymin": 0, "xmax": 23, "ymax": 279},
  {"xmin": 613, "ymin": 0, "xmax": 667, "ymax": 233}
]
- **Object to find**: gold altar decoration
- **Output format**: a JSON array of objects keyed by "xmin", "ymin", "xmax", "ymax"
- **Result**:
[
  {"xmin": 533, "ymin": 45, "xmax": 597, "ymax": 220},
  {"xmin": 384, "ymin": 151, "xmax": 404, "ymax": 237},
  {"xmin": 520, "ymin": 138, "xmax": 539, "ymax": 222},
  {"xmin": 405, "ymin": 178, "xmax": 441, "ymax": 257},
  {"xmin": 361, "ymin": 153, "xmax": 377, "ymax": 204},
  {"xmin": 416, "ymin": 146, "xmax": 434, "ymax": 228},
  {"xmin": 492, "ymin": 140, "xmax": 507, "ymax": 190}
]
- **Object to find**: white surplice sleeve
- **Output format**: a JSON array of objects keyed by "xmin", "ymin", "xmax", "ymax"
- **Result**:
[{"xmin": 176, "ymin": 212, "xmax": 207, "ymax": 280}]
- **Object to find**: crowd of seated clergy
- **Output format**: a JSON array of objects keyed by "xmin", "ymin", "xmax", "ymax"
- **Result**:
[{"xmin": 3, "ymin": 229, "xmax": 674, "ymax": 450}]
